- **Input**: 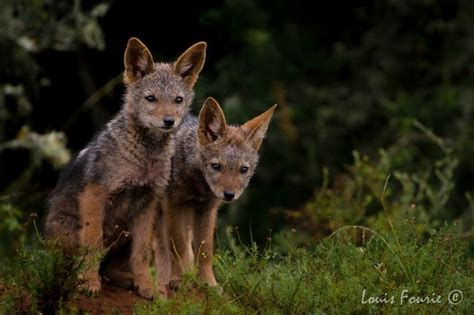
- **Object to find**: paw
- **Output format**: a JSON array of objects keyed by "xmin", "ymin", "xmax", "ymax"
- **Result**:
[
  {"xmin": 158, "ymin": 284, "xmax": 170, "ymax": 299},
  {"xmin": 79, "ymin": 277, "xmax": 102, "ymax": 296},
  {"xmin": 137, "ymin": 285, "xmax": 155, "ymax": 300},
  {"xmin": 212, "ymin": 284, "xmax": 224, "ymax": 295},
  {"xmin": 204, "ymin": 280, "xmax": 223, "ymax": 294},
  {"xmin": 169, "ymin": 279, "xmax": 182, "ymax": 292},
  {"xmin": 136, "ymin": 284, "xmax": 169, "ymax": 299}
]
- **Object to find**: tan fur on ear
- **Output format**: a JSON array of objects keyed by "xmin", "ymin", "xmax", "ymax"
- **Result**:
[
  {"xmin": 242, "ymin": 104, "xmax": 277, "ymax": 150},
  {"xmin": 124, "ymin": 37, "xmax": 155, "ymax": 84},
  {"xmin": 174, "ymin": 42, "xmax": 207, "ymax": 87},
  {"xmin": 198, "ymin": 97, "xmax": 227, "ymax": 146}
]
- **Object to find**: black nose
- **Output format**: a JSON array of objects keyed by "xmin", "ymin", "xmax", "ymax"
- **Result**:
[
  {"xmin": 163, "ymin": 118, "xmax": 175, "ymax": 127},
  {"xmin": 223, "ymin": 191, "xmax": 235, "ymax": 201}
]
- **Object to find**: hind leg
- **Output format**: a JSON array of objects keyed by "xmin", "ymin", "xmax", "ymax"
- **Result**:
[
  {"xmin": 45, "ymin": 205, "xmax": 103, "ymax": 292},
  {"xmin": 102, "ymin": 251, "xmax": 134, "ymax": 289},
  {"xmin": 44, "ymin": 211, "xmax": 81, "ymax": 256}
]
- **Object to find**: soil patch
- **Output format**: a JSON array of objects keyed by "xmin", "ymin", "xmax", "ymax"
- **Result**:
[{"xmin": 70, "ymin": 284, "xmax": 147, "ymax": 314}]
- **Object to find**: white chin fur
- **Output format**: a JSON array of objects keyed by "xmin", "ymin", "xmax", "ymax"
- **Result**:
[{"xmin": 158, "ymin": 127, "xmax": 174, "ymax": 133}]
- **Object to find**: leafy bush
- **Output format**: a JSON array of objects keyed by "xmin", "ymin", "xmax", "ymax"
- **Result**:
[
  {"xmin": 0, "ymin": 202, "xmax": 23, "ymax": 256},
  {"xmin": 285, "ymin": 121, "xmax": 472, "ymax": 243},
  {"xmin": 0, "ymin": 240, "xmax": 83, "ymax": 314}
]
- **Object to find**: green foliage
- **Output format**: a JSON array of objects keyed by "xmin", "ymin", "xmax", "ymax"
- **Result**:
[
  {"xmin": 0, "ymin": 0, "xmax": 108, "ymax": 52},
  {"xmin": 0, "ymin": 202, "xmax": 23, "ymax": 256},
  {"xmin": 0, "ymin": 240, "xmax": 83, "ymax": 314},
  {"xmin": 289, "ymin": 121, "xmax": 472, "ymax": 242},
  {"xmin": 0, "ymin": 126, "xmax": 71, "ymax": 169}
]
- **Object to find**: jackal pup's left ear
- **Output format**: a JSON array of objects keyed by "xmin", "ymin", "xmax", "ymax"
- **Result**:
[
  {"xmin": 174, "ymin": 42, "xmax": 207, "ymax": 88},
  {"xmin": 242, "ymin": 104, "xmax": 278, "ymax": 150},
  {"xmin": 198, "ymin": 97, "xmax": 227, "ymax": 146}
]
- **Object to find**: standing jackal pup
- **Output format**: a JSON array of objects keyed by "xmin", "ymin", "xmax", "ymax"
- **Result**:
[
  {"xmin": 44, "ymin": 37, "xmax": 206, "ymax": 298},
  {"xmin": 162, "ymin": 97, "xmax": 277, "ymax": 290}
]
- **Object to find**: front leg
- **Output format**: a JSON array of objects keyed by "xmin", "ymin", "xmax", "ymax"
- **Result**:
[
  {"xmin": 152, "ymin": 204, "xmax": 171, "ymax": 297},
  {"xmin": 193, "ymin": 204, "xmax": 219, "ymax": 287},
  {"xmin": 129, "ymin": 197, "xmax": 157, "ymax": 299},
  {"xmin": 78, "ymin": 183, "xmax": 108, "ymax": 294},
  {"xmin": 161, "ymin": 198, "xmax": 194, "ymax": 289}
]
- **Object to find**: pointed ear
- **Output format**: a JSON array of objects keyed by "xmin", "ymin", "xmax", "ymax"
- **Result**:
[
  {"xmin": 198, "ymin": 97, "xmax": 227, "ymax": 146},
  {"xmin": 123, "ymin": 37, "xmax": 155, "ymax": 84},
  {"xmin": 242, "ymin": 104, "xmax": 277, "ymax": 150},
  {"xmin": 174, "ymin": 42, "xmax": 207, "ymax": 87}
]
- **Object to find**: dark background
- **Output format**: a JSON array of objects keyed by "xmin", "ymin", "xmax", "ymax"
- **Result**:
[{"xmin": 1, "ymin": 0, "xmax": 473, "ymax": 251}]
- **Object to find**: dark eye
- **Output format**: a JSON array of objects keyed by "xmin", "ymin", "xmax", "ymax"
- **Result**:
[
  {"xmin": 145, "ymin": 95, "xmax": 156, "ymax": 102},
  {"xmin": 211, "ymin": 163, "xmax": 221, "ymax": 171},
  {"xmin": 240, "ymin": 166, "xmax": 249, "ymax": 174},
  {"xmin": 175, "ymin": 96, "xmax": 183, "ymax": 104}
]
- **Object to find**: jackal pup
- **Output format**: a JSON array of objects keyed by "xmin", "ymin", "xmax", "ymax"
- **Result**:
[
  {"xmin": 44, "ymin": 37, "xmax": 206, "ymax": 298},
  {"xmin": 161, "ymin": 97, "xmax": 276, "ymax": 290}
]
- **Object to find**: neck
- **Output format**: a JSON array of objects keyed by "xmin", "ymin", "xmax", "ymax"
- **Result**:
[{"xmin": 128, "ymin": 114, "xmax": 172, "ymax": 151}]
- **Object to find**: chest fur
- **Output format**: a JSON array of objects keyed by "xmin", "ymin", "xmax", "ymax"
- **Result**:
[
  {"xmin": 129, "ymin": 157, "xmax": 170, "ymax": 185},
  {"xmin": 104, "ymin": 140, "xmax": 175, "ymax": 196}
]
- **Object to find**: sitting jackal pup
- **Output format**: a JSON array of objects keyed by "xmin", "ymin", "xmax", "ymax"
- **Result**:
[
  {"xmin": 44, "ymin": 37, "xmax": 206, "ymax": 298},
  {"xmin": 161, "ymin": 97, "xmax": 276, "ymax": 289}
]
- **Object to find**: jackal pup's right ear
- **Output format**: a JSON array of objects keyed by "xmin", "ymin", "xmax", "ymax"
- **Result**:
[
  {"xmin": 174, "ymin": 42, "xmax": 207, "ymax": 88},
  {"xmin": 124, "ymin": 37, "xmax": 155, "ymax": 84},
  {"xmin": 242, "ymin": 104, "xmax": 278, "ymax": 150},
  {"xmin": 198, "ymin": 97, "xmax": 227, "ymax": 146}
]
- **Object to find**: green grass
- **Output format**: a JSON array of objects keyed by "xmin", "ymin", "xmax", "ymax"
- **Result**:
[{"xmin": 135, "ymin": 221, "xmax": 472, "ymax": 314}]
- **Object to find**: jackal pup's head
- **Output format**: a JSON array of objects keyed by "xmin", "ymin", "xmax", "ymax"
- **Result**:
[
  {"xmin": 123, "ymin": 37, "xmax": 206, "ymax": 132},
  {"xmin": 198, "ymin": 97, "xmax": 277, "ymax": 202}
]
